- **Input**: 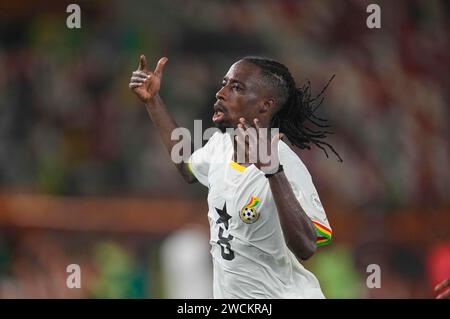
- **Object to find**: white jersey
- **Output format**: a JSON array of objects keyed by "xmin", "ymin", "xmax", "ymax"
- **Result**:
[{"xmin": 188, "ymin": 132, "xmax": 332, "ymax": 299}]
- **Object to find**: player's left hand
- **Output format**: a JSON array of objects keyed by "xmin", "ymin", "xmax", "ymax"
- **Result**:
[{"xmin": 235, "ymin": 117, "xmax": 284, "ymax": 175}]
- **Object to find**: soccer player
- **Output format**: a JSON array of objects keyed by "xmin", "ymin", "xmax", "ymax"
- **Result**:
[{"xmin": 129, "ymin": 55, "xmax": 339, "ymax": 298}]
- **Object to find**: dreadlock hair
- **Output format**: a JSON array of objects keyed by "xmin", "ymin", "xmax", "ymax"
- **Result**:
[{"xmin": 242, "ymin": 56, "xmax": 342, "ymax": 162}]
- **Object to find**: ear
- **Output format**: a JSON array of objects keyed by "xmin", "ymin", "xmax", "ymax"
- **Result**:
[{"xmin": 259, "ymin": 98, "xmax": 275, "ymax": 114}]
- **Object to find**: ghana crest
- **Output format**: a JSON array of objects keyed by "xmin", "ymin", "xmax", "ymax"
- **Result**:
[{"xmin": 240, "ymin": 196, "xmax": 261, "ymax": 224}]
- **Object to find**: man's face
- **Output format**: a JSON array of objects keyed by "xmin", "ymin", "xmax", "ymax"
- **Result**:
[{"xmin": 213, "ymin": 60, "xmax": 268, "ymax": 132}]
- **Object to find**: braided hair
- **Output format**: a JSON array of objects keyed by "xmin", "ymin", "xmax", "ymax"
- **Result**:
[{"xmin": 242, "ymin": 56, "xmax": 342, "ymax": 162}]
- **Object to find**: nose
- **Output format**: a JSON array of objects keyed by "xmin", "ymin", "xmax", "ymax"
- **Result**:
[{"xmin": 215, "ymin": 86, "xmax": 227, "ymax": 101}]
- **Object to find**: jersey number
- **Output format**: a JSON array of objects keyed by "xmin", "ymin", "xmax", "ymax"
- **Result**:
[{"xmin": 215, "ymin": 203, "xmax": 235, "ymax": 261}]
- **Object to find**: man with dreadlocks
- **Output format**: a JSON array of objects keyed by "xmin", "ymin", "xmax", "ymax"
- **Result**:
[{"xmin": 129, "ymin": 55, "xmax": 339, "ymax": 298}]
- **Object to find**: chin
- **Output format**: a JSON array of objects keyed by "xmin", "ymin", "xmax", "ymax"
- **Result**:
[
  {"xmin": 214, "ymin": 121, "xmax": 228, "ymax": 133},
  {"xmin": 213, "ymin": 115, "xmax": 238, "ymax": 133}
]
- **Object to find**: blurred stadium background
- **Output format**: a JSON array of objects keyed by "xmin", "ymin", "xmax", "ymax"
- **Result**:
[{"xmin": 0, "ymin": 0, "xmax": 449, "ymax": 298}]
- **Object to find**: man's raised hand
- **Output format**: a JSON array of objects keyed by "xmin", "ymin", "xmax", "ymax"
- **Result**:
[
  {"xmin": 234, "ymin": 117, "xmax": 284, "ymax": 175},
  {"xmin": 129, "ymin": 54, "xmax": 168, "ymax": 103}
]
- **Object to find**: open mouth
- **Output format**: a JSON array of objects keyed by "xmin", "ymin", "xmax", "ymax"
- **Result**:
[
  {"xmin": 212, "ymin": 110, "xmax": 225, "ymax": 123},
  {"xmin": 213, "ymin": 102, "xmax": 226, "ymax": 123}
]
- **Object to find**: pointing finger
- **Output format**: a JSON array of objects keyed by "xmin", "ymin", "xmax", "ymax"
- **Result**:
[{"xmin": 154, "ymin": 57, "xmax": 168, "ymax": 78}]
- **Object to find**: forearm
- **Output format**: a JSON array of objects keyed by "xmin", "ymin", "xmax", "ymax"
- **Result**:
[
  {"xmin": 145, "ymin": 95, "xmax": 196, "ymax": 183},
  {"xmin": 268, "ymin": 171, "xmax": 317, "ymax": 260}
]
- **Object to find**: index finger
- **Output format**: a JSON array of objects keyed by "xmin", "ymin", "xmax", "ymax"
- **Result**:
[{"xmin": 154, "ymin": 57, "xmax": 168, "ymax": 77}]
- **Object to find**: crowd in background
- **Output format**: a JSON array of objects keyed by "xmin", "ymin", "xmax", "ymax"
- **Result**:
[{"xmin": 0, "ymin": 0, "xmax": 448, "ymax": 298}]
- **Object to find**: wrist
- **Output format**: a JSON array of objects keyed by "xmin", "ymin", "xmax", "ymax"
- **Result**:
[
  {"xmin": 145, "ymin": 94, "xmax": 161, "ymax": 108},
  {"xmin": 264, "ymin": 164, "xmax": 284, "ymax": 178}
]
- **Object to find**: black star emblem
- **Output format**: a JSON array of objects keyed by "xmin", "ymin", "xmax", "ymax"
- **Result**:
[{"xmin": 215, "ymin": 203, "xmax": 231, "ymax": 229}]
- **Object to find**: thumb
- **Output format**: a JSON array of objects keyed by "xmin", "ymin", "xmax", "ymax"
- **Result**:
[
  {"xmin": 154, "ymin": 57, "xmax": 168, "ymax": 77},
  {"xmin": 138, "ymin": 54, "xmax": 147, "ymax": 71}
]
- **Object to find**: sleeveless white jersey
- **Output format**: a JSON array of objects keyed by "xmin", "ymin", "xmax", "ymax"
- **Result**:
[{"xmin": 188, "ymin": 132, "xmax": 332, "ymax": 299}]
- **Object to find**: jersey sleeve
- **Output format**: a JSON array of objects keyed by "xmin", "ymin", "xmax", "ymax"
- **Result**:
[
  {"xmin": 279, "ymin": 143, "xmax": 332, "ymax": 247},
  {"xmin": 187, "ymin": 132, "xmax": 220, "ymax": 187}
]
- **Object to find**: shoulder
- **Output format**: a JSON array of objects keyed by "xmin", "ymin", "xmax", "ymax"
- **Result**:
[
  {"xmin": 278, "ymin": 141, "xmax": 312, "ymax": 180},
  {"xmin": 202, "ymin": 131, "xmax": 227, "ymax": 150},
  {"xmin": 196, "ymin": 131, "xmax": 232, "ymax": 161}
]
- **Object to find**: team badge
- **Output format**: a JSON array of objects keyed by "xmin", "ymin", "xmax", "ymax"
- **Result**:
[{"xmin": 240, "ymin": 196, "xmax": 261, "ymax": 224}]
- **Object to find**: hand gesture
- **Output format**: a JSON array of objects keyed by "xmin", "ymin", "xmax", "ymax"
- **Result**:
[
  {"xmin": 129, "ymin": 54, "xmax": 168, "ymax": 103},
  {"xmin": 235, "ymin": 118, "xmax": 284, "ymax": 175}
]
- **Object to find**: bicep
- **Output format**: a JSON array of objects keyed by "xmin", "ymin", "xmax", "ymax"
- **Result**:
[
  {"xmin": 187, "ymin": 146, "xmax": 210, "ymax": 187},
  {"xmin": 186, "ymin": 131, "xmax": 222, "ymax": 187},
  {"xmin": 178, "ymin": 162, "xmax": 198, "ymax": 184},
  {"xmin": 280, "ymin": 143, "xmax": 332, "ymax": 247},
  {"xmin": 285, "ymin": 169, "xmax": 332, "ymax": 247},
  {"xmin": 296, "ymin": 183, "xmax": 332, "ymax": 246}
]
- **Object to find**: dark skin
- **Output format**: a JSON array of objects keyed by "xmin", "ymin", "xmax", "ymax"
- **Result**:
[
  {"xmin": 129, "ymin": 56, "xmax": 317, "ymax": 260},
  {"xmin": 128, "ymin": 55, "xmax": 195, "ymax": 183}
]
